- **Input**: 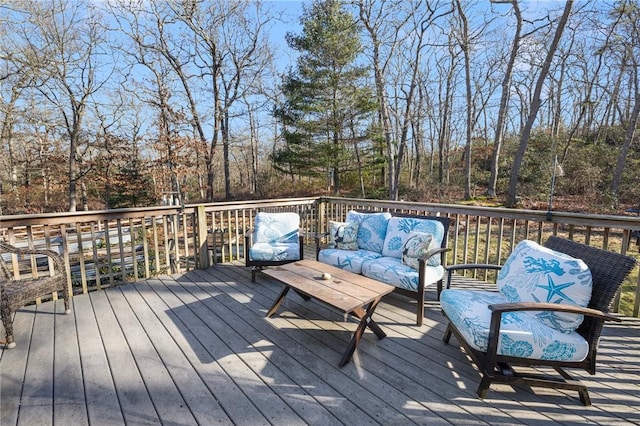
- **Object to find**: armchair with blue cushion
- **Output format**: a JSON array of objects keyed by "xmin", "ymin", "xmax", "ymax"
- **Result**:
[
  {"xmin": 245, "ymin": 212, "xmax": 304, "ymax": 282},
  {"xmin": 440, "ymin": 236, "xmax": 636, "ymax": 405}
]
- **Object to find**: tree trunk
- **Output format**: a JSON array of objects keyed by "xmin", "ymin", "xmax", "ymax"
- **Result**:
[
  {"xmin": 488, "ymin": 0, "xmax": 521, "ymax": 198},
  {"xmin": 456, "ymin": 0, "xmax": 473, "ymax": 201},
  {"xmin": 222, "ymin": 111, "xmax": 231, "ymax": 200},
  {"xmin": 610, "ymin": 85, "xmax": 640, "ymax": 207},
  {"xmin": 506, "ymin": 0, "xmax": 573, "ymax": 208},
  {"xmin": 438, "ymin": 46, "xmax": 456, "ymax": 185}
]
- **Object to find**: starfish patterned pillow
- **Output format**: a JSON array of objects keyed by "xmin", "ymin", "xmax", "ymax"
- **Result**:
[{"xmin": 497, "ymin": 240, "xmax": 593, "ymax": 333}]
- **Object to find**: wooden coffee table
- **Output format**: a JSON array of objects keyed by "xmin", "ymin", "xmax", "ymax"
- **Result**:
[{"xmin": 263, "ymin": 259, "xmax": 395, "ymax": 367}]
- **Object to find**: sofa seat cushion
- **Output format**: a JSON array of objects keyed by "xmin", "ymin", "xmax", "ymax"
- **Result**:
[
  {"xmin": 317, "ymin": 248, "xmax": 382, "ymax": 274},
  {"xmin": 497, "ymin": 240, "xmax": 592, "ymax": 333},
  {"xmin": 361, "ymin": 256, "xmax": 444, "ymax": 292},
  {"xmin": 382, "ymin": 217, "xmax": 445, "ymax": 262},
  {"xmin": 346, "ymin": 210, "xmax": 392, "ymax": 253},
  {"xmin": 440, "ymin": 289, "xmax": 589, "ymax": 362},
  {"xmin": 249, "ymin": 242, "xmax": 300, "ymax": 262}
]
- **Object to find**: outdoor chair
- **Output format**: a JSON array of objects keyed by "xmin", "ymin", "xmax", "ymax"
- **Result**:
[
  {"xmin": 245, "ymin": 211, "xmax": 304, "ymax": 282},
  {"xmin": 440, "ymin": 236, "xmax": 636, "ymax": 405},
  {"xmin": 1, "ymin": 240, "xmax": 71, "ymax": 348}
]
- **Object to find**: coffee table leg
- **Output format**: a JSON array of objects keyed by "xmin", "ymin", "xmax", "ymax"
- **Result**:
[
  {"xmin": 339, "ymin": 297, "xmax": 384, "ymax": 367},
  {"xmin": 352, "ymin": 307, "xmax": 386, "ymax": 339},
  {"xmin": 266, "ymin": 286, "xmax": 291, "ymax": 317}
]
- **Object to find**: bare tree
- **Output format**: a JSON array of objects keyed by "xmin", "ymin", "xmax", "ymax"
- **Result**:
[
  {"xmin": 357, "ymin": 0, "xmax": 408, "ymax": 200},
  {"xmin": 112, "ymin": 0, "xmax": 273, "ymax": 201},
  {"xmin": 454, "ymin": 0, "xmax": 474, "ymax": 200},
  {"xmin": 506, "ymin": 1, "xmax": 573, "ymax": 208},
  {"xmin": 608, "ymin": 0, "xmax": 640, "ymax": 207},
  {"xmin": 358, "ymin": 0, "xmax": 453, "ymax": 200},
  {"xmin": 487, "ymin": 0, "xmax": 522, "ymax": 198},
  {"xmin": 6, "ymin": 0, "xmax": 112, "ymax": 211}
]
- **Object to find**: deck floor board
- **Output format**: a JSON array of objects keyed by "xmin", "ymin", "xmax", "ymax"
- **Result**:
[{"xmin": 2, "ymin": 261, "xmax": 639, "ymax": 425}]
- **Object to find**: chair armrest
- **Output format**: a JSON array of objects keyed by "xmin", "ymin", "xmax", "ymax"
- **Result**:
[
  {"xmin": 314, "ymin": 231, "xmax": 330, "ymax": 241},
  {"xmin": 314, "ymin": 232, "xmax": 330, "ymax": 260},
  {"xmin": 489, "ymin": 302, "xmax": 621, "ymax": 322},
  {"xmin": 418, "ymin": 247, "xmax": 450, "ymax": 263},
  {"xmin": 1, "ymin": 243, "xmax": 66, "ymax": 278},
  {"xmin": 446, "ymin": 263, "xmax": 503, "ymax": 273},
  {"xmin": 416, "ymin": 248, "xmax": 451, "ymax": 296}
]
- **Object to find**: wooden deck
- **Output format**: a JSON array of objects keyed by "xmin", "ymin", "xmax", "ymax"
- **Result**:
[{"xmin": 2, "ymin": 261, "xmax": 640, "ymax": 425}]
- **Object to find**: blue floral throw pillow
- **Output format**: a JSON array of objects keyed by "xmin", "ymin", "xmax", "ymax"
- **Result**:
[
  {"xmin": 497, "ymin": 240, "xmax": 593, "ymax": 333},
  {"xmin": 401, "ymin": 232, "xmax": 439, "ymax": 269},
  {"xmin": 328, "ymin": 221, "xmax": 359, "ymax": 250}
]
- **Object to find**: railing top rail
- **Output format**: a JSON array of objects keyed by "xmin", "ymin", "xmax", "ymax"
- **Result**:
[
  {"xmin": 1, "ymin": 196, "xmax": 638, "ymax": 231},
  {"xmin": 0, "ymin": 197, "xmax": 319, "ymax": 228},
  {"xmin": 0, "ymin": 205, "xmax": 185, "ymax": 227},
  {"xmin": 320, "ymin": 197, "xmax": 640, "ymax": 230},
  {"xmin": 200, "ymin": 197, "xmax": 318, "ymax": 213}
]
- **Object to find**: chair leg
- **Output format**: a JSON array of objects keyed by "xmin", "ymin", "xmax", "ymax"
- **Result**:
[
  {"xmin": 416, "ymin": 290, "xmax": 425, "ymax": 326},
  {"xmin": 442, "ymin": 323, "xmax": 453, "ymax": 344},
  {"xmin": 63, "ymin": 289, "xmax": 71, "ymax": 314},
  {"xmin": 555, "ymin": 366, "xmax": 592, "ymax": 406},
  {"xmin": 476, "ymin": 375, "xmax": 493, "ymax": 399},
  {"xmin": 1, "ymin": 306, "xmax": 16, "ymax": 348},
  {"xmin": 578, "ymin": 387, "xmax": 591, "ymax": 406},
  {"xmin": 251, "ymin": 267, "xmax": 257, "ymax": 282}
]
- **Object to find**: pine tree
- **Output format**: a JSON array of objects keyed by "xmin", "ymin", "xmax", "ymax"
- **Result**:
[{"xmin": 273, "ymin": 0, "xmax": 377, "ymax": 194}]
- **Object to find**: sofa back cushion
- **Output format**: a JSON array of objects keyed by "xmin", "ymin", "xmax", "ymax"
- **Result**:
[
  {"xmin": 382, "ymin": 216, "xmax": 445, "ymax": 262},
  {"xmin": 252, "ymin": 212, "xmax": 300, "ymax": 244},
  {"xmin": 345, "ymin": 210, "xmax": 392, "ymax": 253},
  {"xmin": 497, "ymin": 239, "xmax": 593, "ymax": 333}
]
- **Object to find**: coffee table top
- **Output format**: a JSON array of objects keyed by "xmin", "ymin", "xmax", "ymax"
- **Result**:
[{"xmin": 262, "ymin": 259, "xmax": 395, "ymax": 313}]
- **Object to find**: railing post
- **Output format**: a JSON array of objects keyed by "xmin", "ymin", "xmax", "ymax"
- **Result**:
[
  {"xmin": 196, "ymin": 205, "xmax": 210, "ymax": 269},
  {"xmin": 317, "ymin": 198, "xmax": 326, "ymax": 237}
]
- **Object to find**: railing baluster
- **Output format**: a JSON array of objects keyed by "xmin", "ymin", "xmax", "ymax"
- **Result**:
[{"xmin": 75, "ymin": 223, "xmax": 88, "ymax": 293}]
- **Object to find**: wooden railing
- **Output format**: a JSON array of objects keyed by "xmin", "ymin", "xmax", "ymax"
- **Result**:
[{"xmin": 1, "ymin": 196, "xmax": 639, "ymax": 316}]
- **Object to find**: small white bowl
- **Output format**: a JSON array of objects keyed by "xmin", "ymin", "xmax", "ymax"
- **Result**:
[{"xmin": 321, "ymin": 272, "xmax": 332, "ymax": 280}]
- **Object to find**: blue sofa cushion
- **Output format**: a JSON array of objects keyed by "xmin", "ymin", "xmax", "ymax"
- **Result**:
[
  {"xmin": 382, "ymin": 217, "xmax": 445, "ymax": 264},
  {"xmin": 346, "ymin": 210, "xmax": 392, "ymax": 253},
  {"xmin": 440, "ymin": 289, "xmax": 589, "ymax": 362},
  {"xmin": 361, "ymin": 256, "xmax": 444, "ymax": 292},
  {"xmin": 497, "ymin": 240, "xmax": 592, "ymax": 333},
  {"xmin": 317, "ymin": 248, "xmax": 382, "ymax": 274}
]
